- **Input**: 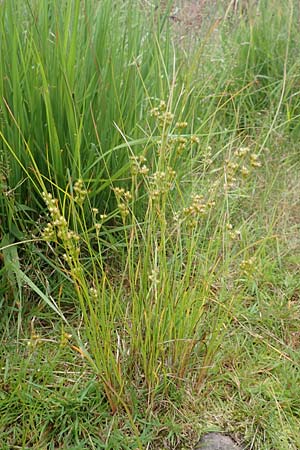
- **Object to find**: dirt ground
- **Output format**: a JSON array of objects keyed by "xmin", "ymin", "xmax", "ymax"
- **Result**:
[
  {"xmin": 156, "ymin": 0, "xmax": 217, "ymax": 31},
  {"xmin": 152, "ymin": 0, "xmax": 255, "ymax": 33},
  {"xmin": 139, "ymin": 0, "xmax": 238, "ymax": 45}
]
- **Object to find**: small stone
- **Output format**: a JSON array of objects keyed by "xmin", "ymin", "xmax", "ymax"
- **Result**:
[{"xmin": 195, "ymin": 432, "xmax": 242, "ymax": 450}]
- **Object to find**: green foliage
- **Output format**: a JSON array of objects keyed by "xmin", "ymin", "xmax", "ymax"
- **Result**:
[
  {"xmin": 0, "ymin": 0, "xmax": 174, "ymax": 219},
  {"xmin": 218, "ymin": 0, "xmax": 300, "ymax": 134},
  {"xmin": 1, "ymin": 0, "xmax": 300, "ymax": 448}
]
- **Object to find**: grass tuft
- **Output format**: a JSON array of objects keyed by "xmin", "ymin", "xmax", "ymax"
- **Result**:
[{"xmin": 1, "ymin": 0, "xmax": 300, "ymax": 448}]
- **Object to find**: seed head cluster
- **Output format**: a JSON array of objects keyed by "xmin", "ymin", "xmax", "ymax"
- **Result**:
[
  {"xmin": 149, "ymin": 99, "xmax": 202, "ymax": 161},
  {"xmin": 175, "ymin": 194, "xmax": 216, "ymax": 229},
  {"xmin": 149, "ymin": 166, "xmax": 176, "ymax": 199},
  {"xmin": 225, "ymin": 147, "xmax": 262, "ymax": 190},
  {"xmin": 113, "ymin": 187, "xmax": 132, "ymax": 219},
  {"xmin": 89, "ymin": 286, "xmax": 98, "ymax": 301},
  {"xmin": 74, "ymin": 179, "xmax": 88, "ymax": 205},
  {"xmin": 226, "ymin": 222, "xmax": 241, "ymax": 240},
  {"xmin": 130, "ymin": 155, "xmax": 149, "ymax": 176},
  {"xmin": 150, "ymin": 100, "xmax": 174, "ymax": 126},
  {"xmin": 148, "ymin": 267, "xmax": 160, "ymax": 285},
  {"xmin": 240, "ymin": 256, "xmax": 256, "ymax": 275},
  {"xmin": 42, "ymin": 192, "xmax": 80, "ymax": 265}
]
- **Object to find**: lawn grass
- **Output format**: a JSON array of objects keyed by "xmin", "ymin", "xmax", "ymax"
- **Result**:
[{"xmin": 1, "ymin": 0, "xmax": 300, "ymax": 448}]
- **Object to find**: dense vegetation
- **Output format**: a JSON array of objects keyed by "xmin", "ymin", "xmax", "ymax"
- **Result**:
[{"xmin": 1, "ymin": 0, "xmax": 300, "ymax": 448}]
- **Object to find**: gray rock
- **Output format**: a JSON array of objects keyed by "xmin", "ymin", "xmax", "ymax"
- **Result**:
[{"xmin": 195, "ymin": 432, "xmax": 242, "ymax": 450}]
